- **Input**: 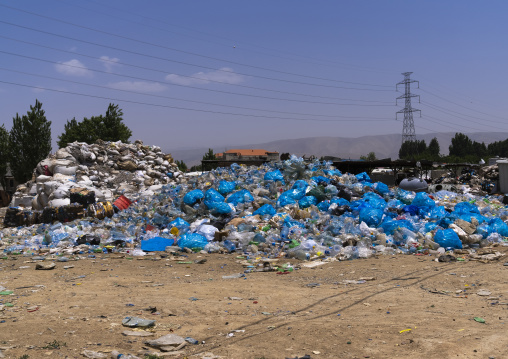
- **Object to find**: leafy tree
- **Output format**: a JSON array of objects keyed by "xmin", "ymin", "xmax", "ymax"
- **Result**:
[
  {"xmin": 202, "ymin": 148, "xmax": 216, "ymax": 161},
  {"xmin": 360, "ymin": 152, "xmax": 377, "ymax": 161},
  {"xmin": 176, "ymin": 160, "xmax": 187, "ymax": 172},
  {"xmin": 0, "ymin": 125, "xmax": 9, "ymax": 190},
  {"xmin": 57, "ymin": 103, "xmax": 132, "ymax": 147},
  {"xmin": 448, "ymin": 133, "xmax": 473, "ymax": 158},
  {"xmin": 9, "ymin": 99, "xmax": 52, "ymax": 183},
  {"xmin": 399, "ymin": 140, "xmax": 427, "ymax": 160},
  {"xmin": 427, "ymin": 137, "xmax": 440, "ymax": 158},
  {"xmin": 447, "ymin": 133, "xmax": 487, "ymax": 162},
  {"xmin": 487, "ymin": 139, "xmax": 508, "ymax": 157},
  {"xmin": 189, "ymin": 164, "xmax": 202, "ymax": 172}
]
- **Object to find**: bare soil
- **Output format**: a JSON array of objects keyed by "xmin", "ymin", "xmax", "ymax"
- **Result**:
[{"xmin": 1, "ymin": 248, "xmax": 508, "ymax": 359}]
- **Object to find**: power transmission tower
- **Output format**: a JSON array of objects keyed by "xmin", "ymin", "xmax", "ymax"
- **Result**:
[{"xmin": 396, "ymin": 72, "xmax": 421, "ymax": 157}]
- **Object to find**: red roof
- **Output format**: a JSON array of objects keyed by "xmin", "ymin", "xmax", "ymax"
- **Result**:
[{"xmin": 221, "ymin": 149, "xmax": 278, "ymax": 156}]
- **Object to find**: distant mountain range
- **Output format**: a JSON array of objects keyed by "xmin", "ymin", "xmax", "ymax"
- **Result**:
[{"xmin": 166, "ymin": 132, "xmax": 508, "ymax": 167}]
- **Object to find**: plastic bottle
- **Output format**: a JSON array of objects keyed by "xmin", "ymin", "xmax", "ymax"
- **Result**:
[{"xmin": 223, "ymin": 239, "xmax": 236, "ymax": 252}]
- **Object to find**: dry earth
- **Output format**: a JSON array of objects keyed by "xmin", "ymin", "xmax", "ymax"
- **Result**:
[{"xmin": 0, "ymin": 248, "xmax": 507, "ymax": 359}]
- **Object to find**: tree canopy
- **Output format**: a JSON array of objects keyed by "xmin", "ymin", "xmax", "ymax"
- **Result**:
[
  {"xmin": 0, "ymin": 125, "xmax": 9, "ymax": 190},
  {"xmin": 9, "ymin": 99, "xmax": 52, "ymax": 183},
  {"xmin": 57, "ymin": 103, "xmax": 132, "ymax": 148}
]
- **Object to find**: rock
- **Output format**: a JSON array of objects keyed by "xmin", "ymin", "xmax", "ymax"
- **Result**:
[
  {"xmin": 36, "ymin": 262, "xmax": 56, "ymax": 270},
  {"xmin": 145, "ymin": 333, "xmax": 185, "ymax": 348}
]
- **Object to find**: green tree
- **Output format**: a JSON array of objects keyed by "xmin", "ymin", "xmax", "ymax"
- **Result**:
[
  {"xmin": 427, "ymin": 137, "xmax": 440, "ymax": 159},
  {"xmin": 448, "ymin": 133, "xmax": 473, "ymax": 158},
  {"xmin": 202, "ymin": 148, "xmax": 216, "ymax": 161},
  {"xmin": 9, "ymin": 99, "xmax": 52, "ymax": 183},
  {"xmin": 399, "ymin": 140, "xmax": 427, "ymax": 160},
  {"xmin": 0, "ymin": 125, "xmax": 9, "ymax": 190},
  {"xmin": 176, "ymin": 160, "xmax": 187, "ymax": 172},
  {"xmin": 57, "ymin": 103, "xmax": 132, "ymax": 147},
  {"xmin": 360, "ymin": 152, "xmax": 377, "ymax": 161}
]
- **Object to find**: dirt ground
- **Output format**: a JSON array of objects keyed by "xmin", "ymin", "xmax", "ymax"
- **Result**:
[{"xmin": 1, "ymin": 247, "xmax": 507, "ymax": 359}]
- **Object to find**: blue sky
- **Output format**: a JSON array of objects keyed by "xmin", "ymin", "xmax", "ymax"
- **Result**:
[{"xmin": 1, "ymin": 0, "xmax": 507, "ymax": 153}]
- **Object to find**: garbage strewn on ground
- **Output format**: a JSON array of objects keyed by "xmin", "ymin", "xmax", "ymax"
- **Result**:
[{"xmin": 1, "ymin": 141, "xmax": 508, "ymax": 264}]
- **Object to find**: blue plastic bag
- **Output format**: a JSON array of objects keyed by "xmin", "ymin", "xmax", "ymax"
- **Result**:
[
  {"xmin": 204, "ymin": 188, "xmax": 225, "ymax": 209},
  {"xmin": 317, "ymin": 200, "xmax": 331, "ymax": 212},
  {"xmin": 489, "ymin": 218, "xmax": 508, "ymax": 236},
  {"xmin": 177, "ymin": 233, "xmax": 208, "ymax": 249},
  {"xmin": 363, "ymin": 192, "xmax": 386, "ymax": 209},
  {"xmin": 380, "ymin": 219, "xmax": 415, "ymax": 235},
  {"xmin": 429, "ymin": 206, "xmax": 448, "ymax": 220},
  {"xmin": 218, "ymin": 180, "xmax": 236, "ymax": 195},
  {"xmin": 210, "ymin": 202, "xmax": 233, "ymax": 214},
  {"xmin": 299, "ymin": 196, "xmax": 318, "ymax": 209},
  {"xmin": 403, "ymin": 205, "xmax": 419, "ymax": 216},
  {"xmin": 311, "ymin": 176, "xmax": 331, "ymax": 185},
  {"xmin": 183, "ymin": 189, "xmax": 204, "ymax": 206},
  {"xmin": 264, "ymin": 169, "xmax": 285, "ymax": 184},
  {"xmin": 373, "ymin": 182, "xmax": 390, "ymax": 195},
  {"xmin": 253, "ymin": 203, "xmax": 276, "ymax": 216},
  {"xmin": 226, "ymin": 189, "xmax": 254, "ymax": 205},
  {"xmin": 411, "ymin": 192, "xmax": 435, "ymax": 215},
  {"xmin": 331, "ymin": 197, "xmax": 350, "ymax": 206},
  {"xmin": 434, "ymin": 229, "xmax": 462, "ymax": 249},
  {"xmin": 141, "ymin": 236, "xmax": 175, "ymax": 251},
  {"xmin": 356, "ymin": 172, "xmax": 371, "ymax": 183},
  {"xmin": 359, "ymin": 207, "xmax": 384, "ymax": 227},
  {"xmin": 453, "ymin": 202, "xmax": 480, "ymax": 214},
  {"xmin": 169, "ymin": 217, "xmax": 190, "ymax": 229}
]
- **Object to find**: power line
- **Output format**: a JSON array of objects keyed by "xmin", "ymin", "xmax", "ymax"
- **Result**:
[
  {"xmin": 0, "ymin": 80, "xmax": 396, "ymax": 123},
  {"xmin": 1, "ymin": 50, "xmax": 397, "ymax": 108},
  {"xmin": 0, "ymin": 5, "xmax": 393, "ymax": 89},
  {"xmin": 0, "ymin": 67, "xmax": 395, "ymax": 119},
  {"xmin": 420, "ymin": 88, "xmax": 508, "ymax": 121},
  {"xmin": 58, "ymin": 0, "xmax": 397, "ymax": 75},
  {"xmin": 0, "ymin": 35, "xmax": 393, "ymax": 104},
  {"xmin": 420, "ymin": 102, "xmax": 506, "ymax": 129}
]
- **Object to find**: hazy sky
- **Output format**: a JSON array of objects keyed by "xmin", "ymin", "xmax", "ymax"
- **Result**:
[{"xmin": 1, "ymin": 1, "xmax": 507, "ymax": 152}]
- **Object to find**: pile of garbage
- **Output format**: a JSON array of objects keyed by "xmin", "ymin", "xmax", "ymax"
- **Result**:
[
  {"xmin": 1, "ymin": 148, "xmax": 508, "ymax": 261},
  {"xmin": 10, "ymin": 140, "xmax": 182, "ymax": 209},
  {"xmin": 433, "ymin": 165, "xmax": 499, "ymax": 194}
]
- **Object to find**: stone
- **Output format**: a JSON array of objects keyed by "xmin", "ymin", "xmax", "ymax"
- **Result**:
[
  {"xmin": 36, "ymin": 262, "xmax": 56, "ymax": 270},
  {"xmin": 145, "ymin": 334, "xmax": 185, "ymax": 348}
]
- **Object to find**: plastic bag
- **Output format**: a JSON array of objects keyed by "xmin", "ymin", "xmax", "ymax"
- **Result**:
[
  {"xmin": 226, "ymin": 189, "xmax": 254, "ymax": 205},
  {"xmin": 299, "ymin": 196, "xmax": 318, "ymax": 209},
  {"xmin": 453, "ymin": 202, "xmax": 480, "ymax": 214},
  {"xmin": 218, "ymin": 180, "xmax": 236, "ymax": 195},
  {"xmin": 204, "ymin": 188, "xmax": 225, "ymax": 209},
  {"xmin": 264, "ymin": 169, "xmax": 285, "ymax": 184},
  {"xmin": 253, "ymin": 203, "xmax": 276, "ymax": 216},
  {"xmin": 489, "ymin": 218, "xmax": 508, "ymax": 237},
  {"xmin": 434, "ymin": 228, "xmax": 462, "ymax": 249},
  {"xmin": 373, "ymin": 182, "xmax": 390, "ymax": 195},
  {"xmin": 205, "ymin": 188, "xmax": 224, "ymax": 202},
  {"xmin": 177, "ymin": 233, "xmax": 208, "ymax": 249},
  {"xmin": 355, "ymin": 172, "xmax": 371, "ymax": 183},
  {"xmin": 359, "ymin": 207, "xmax": 384, "ymax": 227},
  {"xmin": 183, "ymin": 189, "xmax": 204, "ymax": 205},
  {"xmin": 380, "ymin": 219, "xmax": 414, "ymax": 235},
  {"xmin": 311, "ymin": 176, "xmax": 331, "ymax": 185}
]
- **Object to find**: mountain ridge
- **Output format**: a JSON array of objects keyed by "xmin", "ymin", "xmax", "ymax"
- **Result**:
[{"xmin": 166, "ymin": 132, "xmax": 508, "ymax": 167}]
